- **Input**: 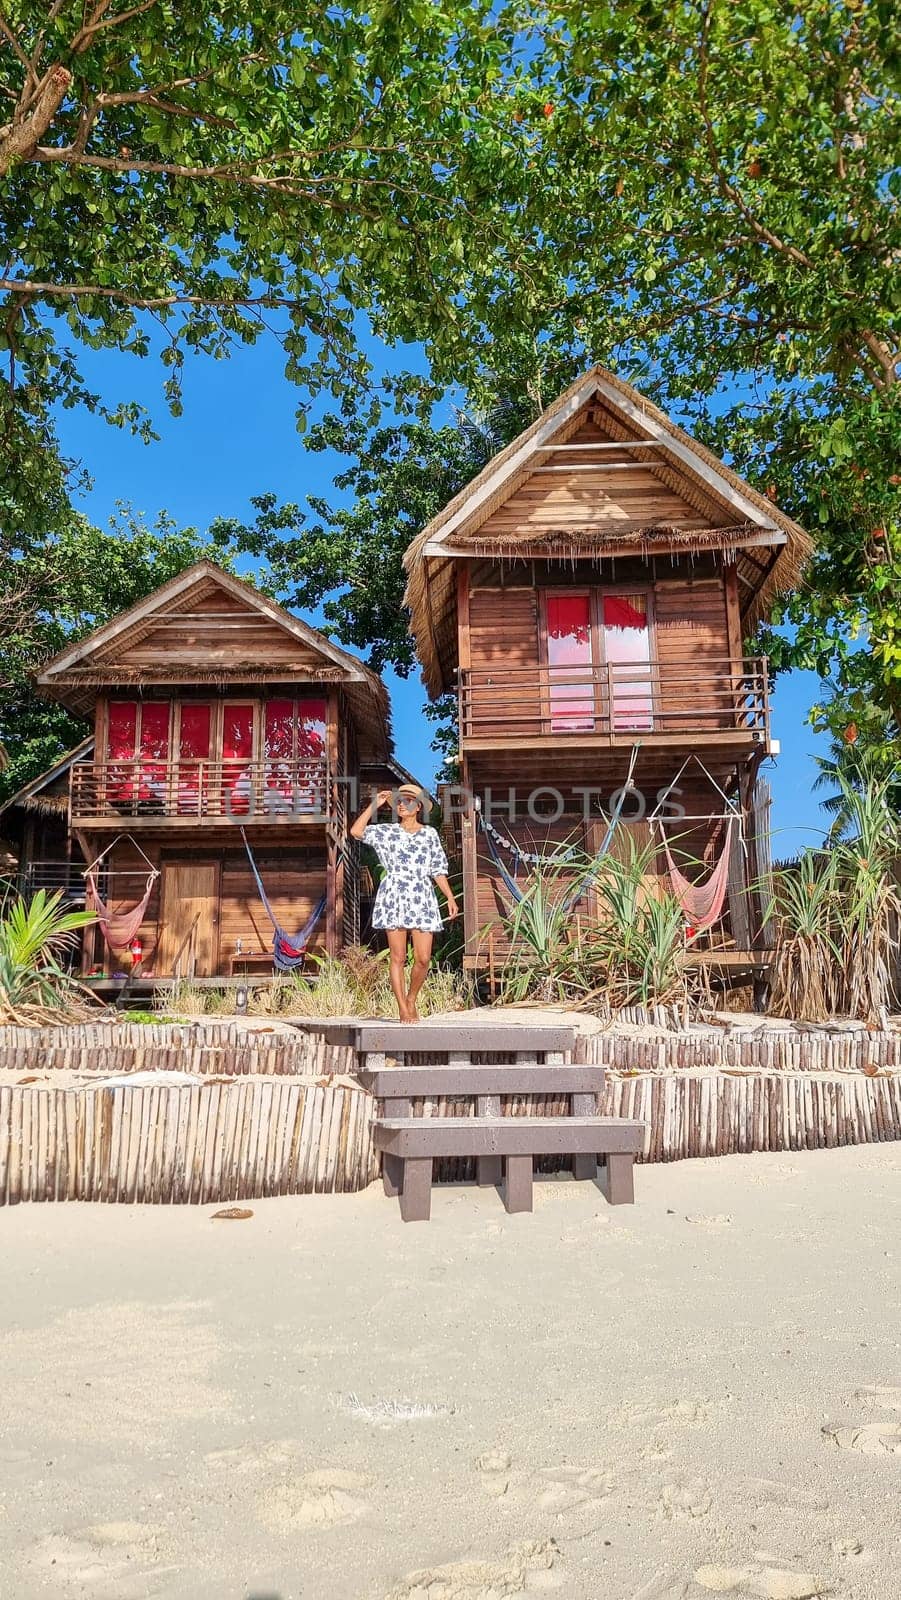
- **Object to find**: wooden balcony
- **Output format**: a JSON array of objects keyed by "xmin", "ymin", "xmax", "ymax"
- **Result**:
[
  {"xmin": 70, "ymin": 757, "xmax": 333, "ymax": 828},
  {"xmin": 458, "ymin": 657, "xmax": 770, "ymax": 750}
]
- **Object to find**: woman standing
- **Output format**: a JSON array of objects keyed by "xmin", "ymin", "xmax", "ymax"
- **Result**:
[{"xmin": 351, "ymin": 784, "xmax": 458, "ymax": 1022}]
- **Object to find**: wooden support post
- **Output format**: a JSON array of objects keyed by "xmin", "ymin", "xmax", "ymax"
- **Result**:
[
  {"xmin": 476, "ymin": 1092, "xmax": 502, "ymax": 1186},
  {"xmin": 605, "ymin": 1153, "xmax": 634, "ymax": 1205},
  {"xmin": 572, "ymin": 1090, "xmax": 598, "ymax": 1179},
  {"xmin": 461, "ymin": 797, "xmax": 479, "ymax": 971},
  {"xmin": 740, "ymin": 749, "xmax": 766, "ymax": 950},
  {"xmin": 504, "ymin": 1154, "xmax": 534, "ymax": 1214},
  {"xmin": 399, "ymin": 1158, "xmax": 432, "ymax": 1222},
  {"xmin": 325, "ymin": 836, "xmax": 338, "ymax": 957},
  {"xmin": 382, "ymin": 1152, "xmax": 403, "ymax": 1198}
]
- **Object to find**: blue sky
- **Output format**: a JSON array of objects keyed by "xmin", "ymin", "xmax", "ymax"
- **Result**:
[{"xmin": 52, "ymin": 331, "xmax": 833, "ymax": 857}]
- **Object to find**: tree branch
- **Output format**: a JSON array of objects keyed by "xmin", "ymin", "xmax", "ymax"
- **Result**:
[
  {"xmin": 697, "ymin": 0, "xmax": 817, "ymax": 273},
  {"xmin": 69, "ymin": 0, "xmax": 158, "ymax": 52},
  {"xmin": 0, "ymin": 278, "xmax": 311, "ymax": 311}
]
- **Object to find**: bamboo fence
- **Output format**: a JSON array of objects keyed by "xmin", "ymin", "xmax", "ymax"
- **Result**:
[
  {"xmin": 1, "ymin": 1020, "xmax": 900, "ymax": 1205},
  {"xmin": 0, "ymin": 1078, "xmax": 378, "ymax": 1204}
]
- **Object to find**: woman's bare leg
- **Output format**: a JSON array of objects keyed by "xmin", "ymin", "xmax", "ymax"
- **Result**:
[
  {"xmin": 386, "ymin": 928, "xmax": 412, "ymax": 1020},
  {"xmin": 406, "ymin": 930, "xmax": 433, "ymax": 1020}
]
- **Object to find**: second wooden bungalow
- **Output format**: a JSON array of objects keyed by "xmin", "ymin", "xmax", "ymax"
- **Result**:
[{"xmin": 403, "ymin": 367, "xmax": 813, "ymax": 979}]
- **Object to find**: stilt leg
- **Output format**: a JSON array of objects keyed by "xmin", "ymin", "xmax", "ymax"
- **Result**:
[
  {"xmin": 477, "ymin": 1155, "xmax": 503, "ymax": 1187},
  {"xmin": 504, "ymin": 1154, "xmax": 533, "ymax": 1214},
  {"xmin": 572, "ymin": 1153, "xmax": 597, "ymax": 1181},
  {"xmin": 382, "ymin": 1152, "xmax": 403, "ymax": 1198},
  {"xmin": 605, "ymin": 1153, "xmax": 634, "ymax": 1205},
  {"xmin": 399, "ymin": 1157, "xmax": 432, "ymax": 1222}
]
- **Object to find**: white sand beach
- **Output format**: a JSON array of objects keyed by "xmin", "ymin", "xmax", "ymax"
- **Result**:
[{"xmin": 2, "ymin": 1144, "xmax": 900, "ymax": 1600}]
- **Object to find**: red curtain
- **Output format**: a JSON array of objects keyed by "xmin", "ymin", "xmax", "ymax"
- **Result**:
[
  {"xmin": 298, "ymin": 697, "xmax": 326, "ymax": 760},
  {"xmin": 179, "ymin": 703, "xmax": 211, "ymax": 759},
  {"xmin": 222, "ymin": 704, "xmax": 254, "ymax": 815},
  {"xmin": 602, "ymin": 595, "xmax": 648, "ymax": 631},
  {"xmin": 178, "ymin": 704, "xmax": 211, "ymax": 814},
  {"xmin": 546, "ymin": 594, "xmax": 591, "ymax": 651},
  {"xmin": 107, "ymin": 702, "xmax": 137, "ymax": 760},
  {"xmin": 223, "ymin": 704, "xmax": 253, "ymax": 759}
]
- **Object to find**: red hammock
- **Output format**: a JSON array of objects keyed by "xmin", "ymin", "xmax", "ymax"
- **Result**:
[
  {"xmin": 659, "ymin": 818, "xmax": 734, "ymax": 935},
  {"xmin": 83, "ymin": 835, "xmax": 159, "ymax": 954},
  {"xmin": 86, "ymin": 870, "xmax": 157, "ymax": 952}
]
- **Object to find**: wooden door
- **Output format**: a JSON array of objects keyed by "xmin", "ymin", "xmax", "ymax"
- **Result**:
[{"xmin": 157, "ymin": 862, "xmax": 220, "ymax": 977}]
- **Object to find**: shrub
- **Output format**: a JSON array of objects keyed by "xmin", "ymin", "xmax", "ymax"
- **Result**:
[
  {"xmin": 0, "ymin": 891, "xmax": 96, "ymax": 1024},
  {"xmin": 764, "ymin": 769, "xmax": 901, "ymax": 1023}
]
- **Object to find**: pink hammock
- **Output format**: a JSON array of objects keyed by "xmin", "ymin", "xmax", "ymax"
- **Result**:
[
  {"xmin": 86, "ymin": 870, "xmax": 157, "ymax": 952},
  {"xmin": 659, "ymin": 818, "xmax": 734, "ymax": 935}
]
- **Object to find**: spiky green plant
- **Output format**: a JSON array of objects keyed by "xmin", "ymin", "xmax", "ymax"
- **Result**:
[
  {"xmin": 764, "ymin": 768, "xmax": 901, "ymax": 1023},
  {"xmin": 584, "ymin": 839, "xmax": 698, "ymax": 1010},
  {"xmin": 0, "ymin": 891, "xmax": 96, "ymax": 1023},
  {"xmin": 493, "ymin": 835, "xmax": 699, "ymax": 1011},
  {"xmin": 763, "ymin": 852, "xmax": 843, "ymax": 1021},
  {"xmin": 493, "ymin": 856, "xmax": 593, "ymax": 1003}
]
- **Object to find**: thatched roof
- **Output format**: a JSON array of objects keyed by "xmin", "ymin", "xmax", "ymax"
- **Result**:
[
  {"xmin": 403, "ymin": 367, "xmax": 813, "ymax": 696},
  {"xmin": 0, "ymin": 735, "xmax": 94, "ymax": 821},
  {"xmin": 35, "ymin": 561, "xmax": 392, "ymax": 763}
]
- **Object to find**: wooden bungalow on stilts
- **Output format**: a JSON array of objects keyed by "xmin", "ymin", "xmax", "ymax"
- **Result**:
[
  {"xmin": 403, "ymin": 367, "xmax": 813, "ymax": 990},
  {"xmin": 1, "ymin": 562, "xmax": 402, "ymax": 982}
]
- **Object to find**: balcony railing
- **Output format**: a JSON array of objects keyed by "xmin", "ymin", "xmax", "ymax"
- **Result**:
[
  {"xmin": 458, "ymin": 657, "xmax": 770, "ymax": 743},
  {"xmin": 17, "ymin": 861, "xmax": 87, "ymax": 901},
  {"xmin": 71, "ymin": 757, "xmax": 333, "ymax": 823}
]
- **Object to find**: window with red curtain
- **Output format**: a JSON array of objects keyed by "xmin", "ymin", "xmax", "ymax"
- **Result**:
[
  {"xmin": 178, "ymin": 703, "xmax": 211, "ymax": 814},
  {"xmin": 263, "ymin": 697, "xmax": 328, "ymax": 812},
  {"xmin": 546, "ymin": 594, "xmax": 595, "ymax": 731},
  {"xmin": 222, "ymin": 704, "xmax": 254, "ymax": 815},
  {"xmin": 107, "ymin": 701, "xmax": 137, "ymax": 761},
  {"xmin": 106, "ymin": 701, "xmax": 138, "ymax": 804},
  {"xmin": 602, "ymin": 593, "xmax": 653, "ymax": 731},
  {"xmin": 263, "ymin": 699, "xmax": 294, "ymax": 810},
  {"xmin": 298, "ymin": 698, "xmax": 326, "ymax": 761}
]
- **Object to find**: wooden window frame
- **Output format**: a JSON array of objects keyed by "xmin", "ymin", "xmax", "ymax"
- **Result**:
[{"xmin": 538, "ymin": 585, "xmax": 657, "ymax": 735}]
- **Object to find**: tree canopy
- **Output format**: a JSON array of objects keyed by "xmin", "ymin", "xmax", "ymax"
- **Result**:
[{"xmin": 1, "ymin": 1, "xmax": 899, "ymax": 788}]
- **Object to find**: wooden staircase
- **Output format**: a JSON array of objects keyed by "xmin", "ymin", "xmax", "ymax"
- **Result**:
[{"xmin": 336, "ymin": 1022, "xmax": 646, "ymax": 1223}]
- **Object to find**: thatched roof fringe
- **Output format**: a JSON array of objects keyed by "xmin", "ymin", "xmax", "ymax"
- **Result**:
[
  {"xmin": 402, "ymin": 367, "xmax": 814, "ymax": 696},
  {"xmin": 19, "ymin": 793, "xmax": 69, "ymax": 817},
  {"xmin": 55, "ymin": 664, "xmax": 353, "ymax": 685},
  {"xmin": 455, "ymin": 522, "xmax": 759, "ymax": 555}
]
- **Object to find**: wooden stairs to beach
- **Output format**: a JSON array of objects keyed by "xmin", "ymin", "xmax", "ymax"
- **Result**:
[{"xmin": 348, "ymin": 1022, "xmax": 645, "ymax": 1223}]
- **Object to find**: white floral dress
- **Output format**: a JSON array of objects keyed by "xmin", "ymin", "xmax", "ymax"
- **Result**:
[{"xmin": 362, "ymin": 824, "xmax": 449, "ymax": 932}]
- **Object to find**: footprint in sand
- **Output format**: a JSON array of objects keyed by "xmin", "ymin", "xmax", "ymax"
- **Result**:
[
  {"xmin": 204, "ymin": 1441, "xmax": 371, "ymax": 1531},
  {"xmin": 475, "ymin": 1455, "xmax": 613, "ymax": 1533},
  {"xmin": 853, "ymin": 1383, "xmax": 901, "ymax": 1410},
  {"xmin": 632, "ymin": 1574, "xmax": 691, "ymax": 1600},
  {"xmin": 476, "ymin": 1449, "xmax": 513, "ymax": 1498},
  {"xmin": 27, "ymin": 1522, "xmax": 170, "ymax": 1599},
  {"xmin": 685, "ymin": 1214, "xmax": 733, "ymax": 1229},
  {"xmin": 822, "ymin": 1419, "xmax": 901, "ymax": 1455},
  {"xmin": 384, "ymin": 1539, "xmax": 563, "ymax": 1599},
  {"xmin": 257, "ymin": 1467, "xmax": 371, "ymax": 1532},
  {"xmin": 692, "ymin": 1563, "xmax": 828, "ymax": 1598},
  {"xmin": 735, "ymin": 1479, "xmax": 828, "ymax": 1514},
  {"xmin": 658, "ymin": 1474, "xmax": 711, "ymax": 1520},
  {"xmin": 617, "ymin": 1398, "xmax": 711, "ymax": 1428}
]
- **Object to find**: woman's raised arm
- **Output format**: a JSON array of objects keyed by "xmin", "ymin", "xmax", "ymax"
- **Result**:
[{"xmin": 350, "ymin": 789, "xmax": 392, "ymax": 840}]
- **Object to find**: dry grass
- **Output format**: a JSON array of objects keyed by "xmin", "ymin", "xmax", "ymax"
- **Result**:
[{"xmin": 154, "ymin": 949, "xmax": 473, "ymax": 1021}]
